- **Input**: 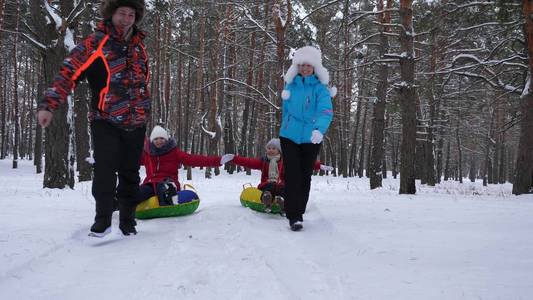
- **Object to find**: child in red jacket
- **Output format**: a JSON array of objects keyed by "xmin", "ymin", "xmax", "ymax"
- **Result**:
[
  {"xmin": 231, "ymin": 138, "xmax": 332, "ymax": 212},
  {"xmin": 138, "ymin": 126, "xmax": 234, "ymax": 205}
]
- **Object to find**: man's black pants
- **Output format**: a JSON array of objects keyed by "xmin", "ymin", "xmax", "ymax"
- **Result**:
[{"xmin": 91, "ymin": 120, "xmax": 145, "ymax": 224}]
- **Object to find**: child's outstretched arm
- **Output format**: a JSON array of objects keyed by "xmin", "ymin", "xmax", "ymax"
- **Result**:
[
  {"xmin": 313, "ymin": 160, "xmax": 333, "ymax": 172},
  {"xmin": 177, "ymin": 150, "xmax": 222, "ymax": 168},
  {"xmin": 232, "ymin": 155, "xmax": 263, "ymax": 170}
]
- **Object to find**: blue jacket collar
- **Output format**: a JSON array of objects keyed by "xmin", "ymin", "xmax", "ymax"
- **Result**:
[{"xmin": 294, "ymin": 74, "xmax": 320, "ymax": 87}]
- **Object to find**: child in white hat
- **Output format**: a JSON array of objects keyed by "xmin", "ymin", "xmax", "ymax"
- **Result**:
[
  {"xmin": 231, "ymin": 138, "xmax": 332, "ymax": 213},
  {"xmin": 137, "ymin": 126, "xmax": 234, "ymax": 207}
]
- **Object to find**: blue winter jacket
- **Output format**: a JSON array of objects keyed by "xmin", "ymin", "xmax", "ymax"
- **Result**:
[{"xmin": 280, "ymin": 74, "xmax": 333, "ymax": 144}]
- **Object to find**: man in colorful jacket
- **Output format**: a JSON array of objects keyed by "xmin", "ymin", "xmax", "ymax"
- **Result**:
[{"xmin": 37, "ymin": 0, "xmax": 150, "ymax": 237}]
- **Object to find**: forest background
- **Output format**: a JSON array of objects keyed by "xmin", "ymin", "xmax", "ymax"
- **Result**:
[{"xmin": 1, "ymin": 0, "xmax": 533, "ymax": 195}]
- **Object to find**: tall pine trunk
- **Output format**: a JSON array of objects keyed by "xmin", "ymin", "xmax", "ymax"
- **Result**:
[
  {"xmin": 513, "ymin": 0, "xmax": 533, "ymax": 194},
  {"xmin": 369, "ymin": 0, "xmax": 390, "ymax": 189},
  {"xmin": 398, "ymin": 0, "xmax": 417, "ymax": 194}
]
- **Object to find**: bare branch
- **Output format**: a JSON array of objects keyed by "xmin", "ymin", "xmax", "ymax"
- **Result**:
[
  {"xmin": 300, "ymin": 0, "xmax": 341, "ymax": 22},
  {"xmin": 202, "ymin": 78, "xmax": 279, "ymax": 110}
]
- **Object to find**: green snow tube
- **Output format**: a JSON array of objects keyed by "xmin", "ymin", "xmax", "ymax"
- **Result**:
[
  {"xmin": 135, "ymin": 184, "xmax": 200, "ymax": 219},
  {"xmin": 239, "ymin": 186, "xmax": 283, "ymax": 214}
]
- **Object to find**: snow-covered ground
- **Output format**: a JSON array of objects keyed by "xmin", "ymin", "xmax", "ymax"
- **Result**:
[{"xmin": 1, "ymin": 159, "xmax": 532, "ymax": 300}]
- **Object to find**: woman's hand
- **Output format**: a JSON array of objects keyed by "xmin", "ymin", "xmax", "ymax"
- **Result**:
[
  {"xmin": 310, "ymin": 130, "xmax": 323, "ymax": 144},
  {"xmin": 220, "ymin": 154, "xmax": 235, "ymax": 165}
]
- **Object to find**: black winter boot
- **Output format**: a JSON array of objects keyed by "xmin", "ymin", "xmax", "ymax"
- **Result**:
[
  {"xmin": 289, "ymin": 219, "xmax": 303, "ymax": 231},
  {"xmin": 89, "ymin": 216, "xmax": 112, "ymax": 237},
  {"xmin": 119, "ymin": 221, "xmax": 137, "ymax": 236},
  {"xmin": 119, "ymin": 203, "xmax": 137, "ymax": 236}
]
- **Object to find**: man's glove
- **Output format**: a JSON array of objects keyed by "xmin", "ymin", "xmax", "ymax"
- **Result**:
[{"xmin": 310, "ymin": 130, "xmax": 323, "ymax": 144}]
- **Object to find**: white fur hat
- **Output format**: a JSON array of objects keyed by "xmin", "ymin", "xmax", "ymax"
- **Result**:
[
  {"xmin": 150, "ymin": 125, "xmax": 169, "ymax": 142},
  {"xmin": 265, "ymin": 138, "xmax": 281, "ymax": 153},
  {"xmin": 284, "ymin": 46, "xmax": 329, "ymax": 85},
  {"xmin": 282, "ymin": 46, "xmax": 337, "ymax": 100}
]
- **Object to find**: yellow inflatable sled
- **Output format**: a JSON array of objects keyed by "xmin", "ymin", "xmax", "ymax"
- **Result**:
[{"xmin": 239, "ymin": 184, "xmax": 283, "ymax": 214}]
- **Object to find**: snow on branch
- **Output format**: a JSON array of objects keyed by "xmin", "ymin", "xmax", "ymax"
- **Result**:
[
  {"xmin": 200, "ymin": 112, "xmax": 216, "ymax": 139},
  {"xmin": 0, "ymin": 28, "xmax": 47, "ymax": 50},
  {"xmin": 348, "ymin": 8, "xmax": 399, "ymax": 27},
  {"xmin": 234, "ymin": 4, "xmax": 276, "ymax": 44},
  {"xmin": 350, "ymin": 32, "xmax": 381, "ymax": 49},
  {"xmin": 44, "ymin": 0, "xmax": 62, "ymax": 31},
  {"xmin": 385, "ymin": 52, "xmax": 410, "ymax": 59},
  {"xmin": 273, "ymin": 2, "xmax": 292, "ymax": 34},
  {"xmin": 445, "ymin": 48, "xmax": 486, "ymax": 55},
  {"xmin": 167, "ymin": 45, "xmax": 199, "ymax": 61},
  {"xmin": 452, "ymin": 53, "xmax": 482, "ymax": 64},
  {"xmin": 272, "ymin": 3, "xmax": 287, "ymax": 28},
  {"xmin": 374, "ymin": 58, "xmax": 400, "ymax": 64},
  {"xmin": 445, "ymin": 1, "xmax": 518, "ymax": 14},
  {"xmin": 65, "ymin": 0, "xmax": 87, "ymax": 28},
  {"xmin": 453, "ymin": 71, "xmax": 522, "ymax": 94},
  {"xmin": 452, "ymin": 53, "xmax": 527, "ymax": 69},
  {"xmin": 457, "ymin": 21, "xmax": 519, "ymax": 32},
  {"xmin": 300, "ymin": 0, "xmax": 341, "ymax": 22},
  {"xmin": 521, "ymin": 72, "xmax": 531, "ymax": 99},
  {"xmin": 64, "ymin": 28, "xmax": 76, "ymax": 52}
]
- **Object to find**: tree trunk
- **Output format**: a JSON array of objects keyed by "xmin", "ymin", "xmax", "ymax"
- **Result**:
[
  {"xmin": 74, "ymin": 83, "xmax": 91, "ymax": 182},
  {"xmin": 223, "ymin": 5, "xmax": 238, "ymax": 174},
  {"xmin": 205, "ymin": 11, "xmax": 227, "ymax": 178},
  {"xmin": 0, "ymin": 62, "xmax": 5, "ymax": 160},
  {"xmin": 369, "ymin": 0, "xmax": 390, "ymax": 189},
  {"xmin": 398, "ymin": 0, "xmax": 417, "ymax": 194},
  {"xmin": 482, "ymin": 112, "xmax": 495, "ymax": 186},
  {"xmin": 37, "ymin": 0, "xmax": 73, "ymax": 188},
  {"xmin": 273, "ymin": 0, "xmax": 292, "ymax": 132},
  {"xmin": 424, "ymin": 32, "xmax": 438, "ymax": 186},
  {"xmin": 239, "ymin": 18, "xmax": 257, "ymax": 175},
  {"xmin": 0, "ymin": 0, "xmax": 4, "ymax": 159},
  {"xmin": 456, "ymin": 128, "xmax": 463, "ymax": 184},
  {"xmin": 358, "ymin": 99, "xmax": 368, "ymax": 178},
  {"xmin": 513, "ymin": 0, "xmax": 533, "ymax": 194},
  {"xmin": 11, "ymin": 2, "xmax": 20, "ymax": 169},
  {"xmin": 188, "ymin": 10, "xmax": 207, "ymax": 154},
  {"xmin": 444, "ymin": 139, "xmax": 450, "ymax": 181},
  {"xmin": 469, "ymin": 155, "xmax": 476, "ymax": 183},
  {"xmin": 34, "ymin": 66, "xmax": 43, "ymax": 174},
  {"xmin": 498, "ymin": 136, "xmax": 506, "ymax": 184}
]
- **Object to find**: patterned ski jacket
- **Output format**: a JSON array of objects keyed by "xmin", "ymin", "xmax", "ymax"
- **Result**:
[
  {"xmin": 232, "ymin": 155, "xmax": 321, "ymax": 189},
  {"xmin": 140, "ymin": 139, "xmax": 221, "ymax": 190},
  {"xmin": 38, "ymin": 21, "xmax": 151, "ymax": 129}
]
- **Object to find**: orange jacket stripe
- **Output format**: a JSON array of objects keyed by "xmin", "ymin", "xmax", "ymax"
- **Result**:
[
  {"xmin": 70, "ymin": 35, "xmax": 111, "ymax": 111},
  {"xmin": 139, "ymin": 43, "xmax": 149, "ymax": 85}
]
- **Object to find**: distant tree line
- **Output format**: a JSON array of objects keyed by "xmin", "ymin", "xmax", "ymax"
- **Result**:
[{"xmin": 0, "ymin": 0, "xmax": 532, "ymax": 195}]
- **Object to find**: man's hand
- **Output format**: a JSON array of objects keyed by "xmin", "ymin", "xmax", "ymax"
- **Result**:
[{"xmin": 37, "ymin": 110, "xmax": 53, "ymax": 128}]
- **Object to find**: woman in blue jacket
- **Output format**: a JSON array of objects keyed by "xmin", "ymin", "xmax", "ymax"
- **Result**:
[{"xmin": 280, "ymin": 46, "xmax": 335, "ymax": 231}]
